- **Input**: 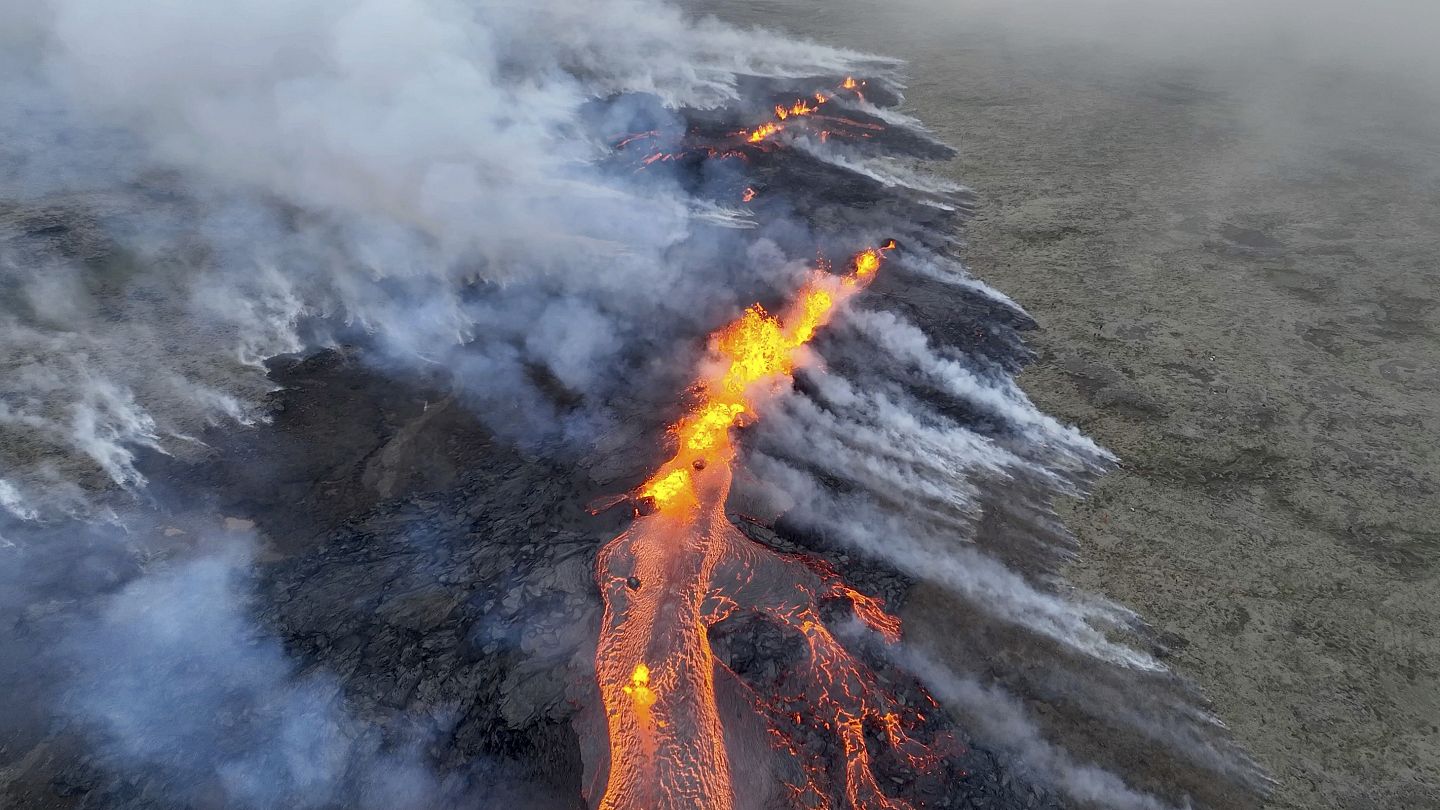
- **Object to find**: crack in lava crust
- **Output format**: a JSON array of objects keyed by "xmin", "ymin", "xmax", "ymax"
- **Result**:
[{"xmin": 594, "ymin": 246, "xmax": 936, "ymax": 809}]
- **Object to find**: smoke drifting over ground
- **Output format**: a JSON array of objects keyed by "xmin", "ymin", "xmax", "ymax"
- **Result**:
[
  {"xmin": 1, "ymin": 0, "xmax": 865, "ymax": 518},
  {"xmin": 56, "ymin": 537, "xmax": 450, "ymax": 810},
  {"xmin": 1, "ymin": 0, "xmax": 1274, "ymax": 808}
]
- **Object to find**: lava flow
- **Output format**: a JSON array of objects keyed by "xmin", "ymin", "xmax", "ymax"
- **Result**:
[
  {"xmin": 616, "ymin": 77, "xmax": 878, "ymax": 169},
  {"xmin": 738, "ymin": 84, "xmax": 838, "ymax": 145},
  {"xmin": 593, "ymin": 243, "xmax": 942, "ymax": 810}
]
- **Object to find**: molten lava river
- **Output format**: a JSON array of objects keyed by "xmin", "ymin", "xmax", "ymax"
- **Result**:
[{"xmin": 593, "ymin": 244, "xmax": 945, "ymax": 810}]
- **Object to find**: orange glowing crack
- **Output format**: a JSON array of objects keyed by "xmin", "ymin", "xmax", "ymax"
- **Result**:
[
  {"xmin": 623, "ymin": 77, "xmax": 878, "ymax": 168},
  {"xmin": 737, "ymin": 77, "xmax": 870, "ymax": 146},
  {"xmin": 593, "ymin": 242, "xmax": 928, "ymax": 810}
]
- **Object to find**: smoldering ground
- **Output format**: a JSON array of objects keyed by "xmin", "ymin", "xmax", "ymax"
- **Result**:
[
  {"xmin": 734, "ymin": 293, "xmax": 1269, "ymax": 806},
  {"xmin": 0, "ymin": 0, "xmax": 1288, "ymax": 808}
]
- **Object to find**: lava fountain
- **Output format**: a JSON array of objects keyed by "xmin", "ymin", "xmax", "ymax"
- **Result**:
[{"xmin": 593, "ymin": 244, "xmax": 941, "ymax": 809}]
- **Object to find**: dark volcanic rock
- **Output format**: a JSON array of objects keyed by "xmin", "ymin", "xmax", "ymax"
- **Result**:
[
  {"xmin": 0, "ymin": 341, "xmax": 1060, "ymax": 810},
  {"xmin": 260, "ymin": 457, "xmax": 604, "ymax": 803}
]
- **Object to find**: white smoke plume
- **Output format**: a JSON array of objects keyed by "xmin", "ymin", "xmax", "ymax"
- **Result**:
[
  {"xmin": 749, "ymin": 442, "xmax": 1155, "ymax": 670},
  {"xmin": 736, "ymin": 265, "xmax": 1264, "ymax": 799},
  {"xmin": 0, "ymin": 0, "xmax": 881, "ymax": 520},
  {"xmin": 55, "ymin": 535, "xmax": 456, "ymax": 809},
  {"xmin": 900, "ymin": 649, "xmax": 1179, "ymax": 810},
  {"xmin": 846, "ymin": 308, "xmax": 1110, "ymax": 467}
]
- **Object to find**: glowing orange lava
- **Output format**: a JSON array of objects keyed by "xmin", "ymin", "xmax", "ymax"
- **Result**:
[
  {"xmin": 746, "ymin": 121, "xmax": 784, "ymax": 143},
  {"xmin": 593, "ymin": 243, "xmax": 930, "ymax": 810},
  {"xmin": 775, "ymin": 99, "xmax": 815, "ymax": 120},
  {"xmin": 617, "ymin": 77, "xmax": 878, "ymax": 170},
  {"xmin": 841, "ymin": 76, "xmax": 867, "ymax": 103},
  {"xmin": 742, "ymin": 95, "xmax": 823, "ymax": 144},
  {"xmin": 738, "ymin": 76, "xmax": 869, "ymax": 145}
]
